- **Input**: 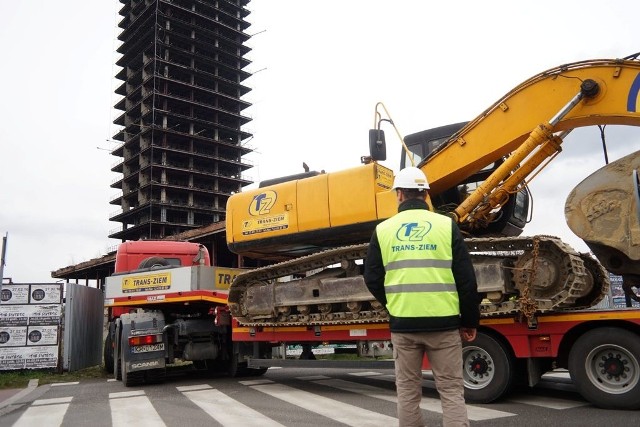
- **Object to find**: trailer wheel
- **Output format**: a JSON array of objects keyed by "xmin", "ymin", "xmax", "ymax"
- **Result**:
[
  {"xmin": 462, "ymin": 332, "xmax": 514, "ymax": 403},
  {"xmin": 568, "ymin": 328, "xmax": 640, "ymax": 409}
]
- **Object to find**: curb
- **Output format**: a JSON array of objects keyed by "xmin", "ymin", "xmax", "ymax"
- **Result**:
[{"xmin": 0, "ymin": 379, "xmax": 39, "ymax": 410}]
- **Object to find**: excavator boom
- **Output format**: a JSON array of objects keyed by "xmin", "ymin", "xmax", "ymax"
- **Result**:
[{"xmin": 423, "ymin": 58, "xmax": 640, "ymax": 195}]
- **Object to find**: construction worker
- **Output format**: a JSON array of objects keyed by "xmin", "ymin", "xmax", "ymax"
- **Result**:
[{"xmin": 364, "ymin": 166, "xmax": 480, "ymax": 427}]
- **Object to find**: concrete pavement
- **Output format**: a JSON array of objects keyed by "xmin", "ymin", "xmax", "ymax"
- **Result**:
[{"xmin": 0, "ymin": 379, "xmax": 39, "ymax": 411}]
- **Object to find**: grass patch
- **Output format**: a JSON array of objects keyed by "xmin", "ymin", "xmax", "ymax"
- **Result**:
[
  {"xmin": 0, "ymin": 361, "xmax": 196, "ymax": 390},
  {"xmin": 0, "ymin": 365, "xmax": 110, "ymax": 389}
]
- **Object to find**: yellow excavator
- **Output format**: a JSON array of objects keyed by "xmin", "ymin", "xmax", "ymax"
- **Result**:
[{"xmin": 225, "ymin": 53, "xmax": 640, "ymax": 326}]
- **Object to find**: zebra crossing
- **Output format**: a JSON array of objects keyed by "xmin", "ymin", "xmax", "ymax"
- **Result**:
[
  {"xmin": 109, "ymin": 390, "xmax": 165, "ymax": 426},
  {"xmin": 6, "ymin": 370, "xmax": 590, "ymax": 427},
  {"xmin": 11, "ymin": 396, "xmax": 72, "ymax": 427}
]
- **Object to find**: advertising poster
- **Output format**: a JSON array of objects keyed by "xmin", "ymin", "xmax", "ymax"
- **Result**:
[
  {"xmin": 26, "ymin": 326, "xmax": 59, "ymax": 346},
  {"xmin": 1, "ymin": 285, "xmax": 30, "ymax": 305},
  {"xmin": 0, "ymin": 327, "xmax": 28, "ymax": 347},
  {"xmin": 609, "ymin": 274, "xmax": 640, "ymax": 308},
  {"xmin": 0, "ymin": 305, "xmax": 29, "ymax": 327},
  {"xmin": 0, "ymin": 283, "xmax": 63, "ymax": 370},
  {"xmin": 29, "ymin": 284, "xmax": 63, "ymax": 304},
  {"xmin": 0, "ymin": 347, "xmax": 28, "ymax": 370},
  {"xmin": 24, "ymin": 346, "xmax": 59, "ymax": 369},
  {"xmin": 27, "ymin": 305, "xmax": 62, "ymax": 326}
]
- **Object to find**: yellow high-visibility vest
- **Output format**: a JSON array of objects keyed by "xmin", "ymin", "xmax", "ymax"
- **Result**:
[{"xmin": 376, "ymin": 209, "xmax": 460, "ymax": 318}]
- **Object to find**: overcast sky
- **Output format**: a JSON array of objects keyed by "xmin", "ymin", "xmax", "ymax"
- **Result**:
[{"xmin": 1, "ymin": 1, "xmax": 639, "ymax": 283}]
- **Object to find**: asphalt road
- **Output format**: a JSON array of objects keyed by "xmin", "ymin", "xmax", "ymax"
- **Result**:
[{"xmin": 1, "ymin": 366, "xmax": 638, "ymax": 426}]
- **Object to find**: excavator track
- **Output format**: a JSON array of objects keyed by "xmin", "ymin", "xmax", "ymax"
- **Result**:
[
  {"xmin": 229, "ymin": 236, "xmax": 610, "ymax": 327},
  {"xmin": 228, "ymin": 244, "xmax": 383, "ymax": 327},
  {"xmin": 467, "ymin": 235, "xmax": 609, "ymax": 316}
]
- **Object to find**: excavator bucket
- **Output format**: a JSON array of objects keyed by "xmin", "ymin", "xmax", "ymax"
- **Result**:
[{"xmin": 565, "ymin": 150, "xmax": 640, "ymax": 277}]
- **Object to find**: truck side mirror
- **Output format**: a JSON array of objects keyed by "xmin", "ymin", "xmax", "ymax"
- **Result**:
[{"xmin": 369, "ymin": 129, "xmax": 387, "ymax": 161}]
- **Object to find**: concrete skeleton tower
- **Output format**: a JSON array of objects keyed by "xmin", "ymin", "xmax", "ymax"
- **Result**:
[{"xmin": 109, "ymin": 0, "xmax": 253, "ymax": 241}]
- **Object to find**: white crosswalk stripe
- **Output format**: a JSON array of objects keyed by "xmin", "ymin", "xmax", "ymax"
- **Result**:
[
  {"xmin": 507, "ymin": 394, "xmax": 589, "ymax": 409},
  {"xmin": 6, "ymin": 372, "xmax": 592, "ymax": 426},
  {"xmin": 109, "ymin": 390, "xmax": 165, "ymax": 427},
  {"xmin": 11, "ymin": 396, "xmax": 72, "ymax": 427},
  {"xmin": 178, "ymin": 384, "xmax": 285, "ymax": 426},
  {"xmin": 250, "ymin": 381, "xmax": 398, "ymax": 426},
  {"xmin": 351, "ymin": 370, "xmax": 586, "ymax": 414},
  {"xmin": 311, "ymin": 378, "xmax": 516, "ymax": 421}
]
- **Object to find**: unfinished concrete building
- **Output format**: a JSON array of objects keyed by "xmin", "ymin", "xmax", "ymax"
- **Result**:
[{"xmin": 109, "ymin": 0, "xmax": 253, "ymax": 241}]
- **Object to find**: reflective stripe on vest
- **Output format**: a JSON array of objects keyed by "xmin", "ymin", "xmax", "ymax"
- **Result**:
[{"xmin": 376, "ymin": 209, "xmax": 460, "ymax": 318}]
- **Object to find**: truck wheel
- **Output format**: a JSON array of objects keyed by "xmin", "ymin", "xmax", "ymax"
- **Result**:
[
  {"xmin": 114, "ymin": 355, "xmax": 122, "ymax": 381},
  {"xmin": 114, "ymin": 323, "xmax": 122, "ymax": 381},
  {"xmin": 192, "ymin": 360, "xmax": 208, "ymax": 370},
  {"xmin": 120, "ymin": 343, "xmax": 130, "ymax": 386},
  {"xmin": 227, "ymin": 356, "xmax": 244, "ymax": 377},
  {"xmin": 246, "ymin": 367, "xmax": 268, "ymax": 376},
  {"xmin": 229, "ymin": 363, "xmax": 267, "ymax": 377},
  {"xmin": 104, "ymin": 334, "xmax": 114, "ymax": 373},
  {"xmin": 138, "ymin": 257, "xmax": 170, "ymax": 269},
  {"xmin": 568, "ymin": 328, "xmax": 640, "ymax": 409},
  {"xmin": 462, "ymin": 332, "xmax": 514, "ymax": 403},
  {"xmin": 193, "ymin": 359, "xmax": 222, "ymax": 377},
  {"xmin": 227, "ymin": 354, "xmax": 265, "ymax": 377}
]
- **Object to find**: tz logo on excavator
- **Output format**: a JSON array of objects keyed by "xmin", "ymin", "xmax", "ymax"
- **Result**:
[
  {"xmin": 249, "ymin": 191, "xmax": 277, "ymax": 216},
  {"xmin": 396, "ymin": 221, "xmax": 432, "ymax": 241}
]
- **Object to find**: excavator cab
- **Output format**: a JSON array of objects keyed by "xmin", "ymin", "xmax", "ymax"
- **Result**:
[{"xmin": 402, "ymin": 123, "xmax": 530, "ymax": 237}]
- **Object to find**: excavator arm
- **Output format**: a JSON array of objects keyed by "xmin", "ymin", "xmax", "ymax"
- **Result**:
[{"xmin": 415, "ymin": 57, "xmax": 640, "ymax": 233}]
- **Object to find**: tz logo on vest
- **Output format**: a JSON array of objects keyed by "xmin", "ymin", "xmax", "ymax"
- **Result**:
[
  {"xmin": 249, "ymin": 190, "xmax": 277, "ymax": 216},
  {"xmin": 396, "ymin": 221, "xmax": 432, "ymax": 241}
]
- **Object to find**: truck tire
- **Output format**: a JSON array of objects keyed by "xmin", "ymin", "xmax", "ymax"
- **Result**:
[
  {"xmin": 138, "ymin": 257, "xmax": 170, "ymax": 269},
  {"xmin": 462, "ymin": 332, "xmax": 514, "ymax": 403},
  {"xmin": 227, "ymin": 359, "xmax": 267, "ymax": 377},
  {"xmin": 114, "ymin": 321, "xmax": 122, "ymax": 381},
  {"xmin": 114, "ymin": 355, "xmax": 122, "ymax": 381},
  {"xmin": 104, "ymin": 333, "xmax": 114, "ymax": 373},
  {"xmin": 120, "ymin": 343, "xmax": 129, "ymax": 385},
  {"xmin": 568, "ymin": 328, "xmax": 640, "ymax": 409},
  {"xmin": 246, "ymin": 367, "xmax": 268, "ymax": 376},
  {"xmin": 193, "ymin": 359, "xmax": 225, "ymax": 377},
  {"xmin": 227, "ymin": 355, "xmax": 244, "ymax": 377}
]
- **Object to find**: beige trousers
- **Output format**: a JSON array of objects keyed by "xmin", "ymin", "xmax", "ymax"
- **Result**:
[{"xmin": 391, "ymin": 330, "xmax": 469, "ymax": 427}]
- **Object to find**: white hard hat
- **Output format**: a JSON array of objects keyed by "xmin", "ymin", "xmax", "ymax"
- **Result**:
[{"xmin": 392, "ymin": 167, "xmax": 430, "ymax": 190}]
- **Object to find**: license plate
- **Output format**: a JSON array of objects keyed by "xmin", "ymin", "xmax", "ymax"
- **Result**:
[{"xmin": 131, "ymin": 343, "xmax": 165, "ymax": 353}]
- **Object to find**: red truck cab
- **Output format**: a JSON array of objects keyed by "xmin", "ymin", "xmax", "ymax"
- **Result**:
[{"xmin": 114, "ymin": 240, "xmax": 211, "ymax": 273}]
